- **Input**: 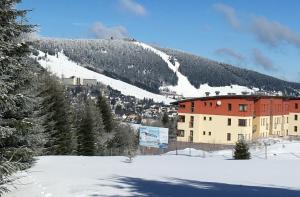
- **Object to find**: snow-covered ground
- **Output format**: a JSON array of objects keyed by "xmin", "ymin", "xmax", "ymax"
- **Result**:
[
  {"xmin": 167, "ymin": 138, "xmax": 300, "ymax": 160},
  {"xmin": 4, "ymin": 139, "xmax": 300, "ymax": 197},
  {"xmin": 34, "ymin": 51, "xmax": 174, "ymax": 104},
  {"xmin": 134, "ymin": 41, "xmax": 258, "ymax": 97}
]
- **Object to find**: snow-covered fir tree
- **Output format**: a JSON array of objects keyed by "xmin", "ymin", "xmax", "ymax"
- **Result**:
[
  {"xmin": 0, "ymin": 0, "xmax": 43, "ymax": 194},
  {"xmin": 107, "ymin": 123, "xmax": 138, "ymax": 156},
  {"xmin": 97, "ymin": 94, "xmax": 114, "ymax": 133},
  {"xmin": 234, "ymin": 140, "xmax": 251, "ymax": 160},
  {"xmin": 77, "ymin": 98, "xmax": 105, "ymax": 156},
  {"xmin": 39, "ymin": 74, "xmax": 73, "ymax": 155}
]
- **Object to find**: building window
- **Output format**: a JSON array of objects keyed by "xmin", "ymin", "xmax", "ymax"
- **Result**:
[
  {"xmin": 203, "ymin": 131, "xmax": 206, "ymax": 135},
  {"xmin": 228, "ymin": 103, "xmax": 232, "ymax": 111},
  {"xmin": 191, "ymin": 102, "xmax": 195, "ymax": 112},
  {"xmin": 208, "ymin": 132, "xmax": 212, "ymax": 136},
  {"xmin": 179, "ymin": 104, "xmax": 186, "ymax": 109},
  {"xmin": 189, "ymin": 130, "xmax": 193, "ymax": 142},
  {"xmin": 238, "ymin": 119, "xmax": 247, "ymax": 127},
  {"xmin": 228, "ymin": 118, "xmax": 232, "ymax": 126},
  {"xmin": 177, "ymin": 130, "xmax": 184, "ymax": 137},
  {"xmin": 189, "ymin": 116, "xmax": 194, "ymax": 128},
  {"xmin": 295, "ymin": 126, "xmax": 298, "ymax": 132},
  {"xmin": 295, "ymin": 115, "xmax": 298, "ymax": 121},
  {"xmin": 210, "ymin": 102, "xmax": 213, "ymax": 107},
  {"xmin": 76, "ymin": 78, "xmax": 81, "ymax": 85},
  {"xmin": 296, "ymin": 103, "xmax": 299, "ymax": 109},
  {"xmin": 287, "ymin": 117, "xmax": 289, "ymax": 123},
  {"xmin": 239, "ymin": 104, "xmax": 248, "ymax": 112},
  {"xmin": 227, "ymin": 133, "xmax": 231, "ymax": 141},
  {"xmin": 238, "ymin": 134, "xmax": 244, "ymax": 141},
  {"xmin": 204, "ymin": 102, "xmax": 207, "ymax": 106},
  {"xmin": 178, "ymin": 115, "xmax": 185, "ymax": 122},
  {"xmin": 204, "ymin": 116, "xmax": 206, "ymax": 121},
  {"xmin": 209, "ymin": 117, "xmax": 212, "ymax": 121}
]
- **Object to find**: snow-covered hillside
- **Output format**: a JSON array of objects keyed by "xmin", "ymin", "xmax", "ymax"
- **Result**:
[
  {"xmin": 134, "ymin": 42, "xmax": 257, "ymax": 97},
  {"xmin": 33, "ymin": 39, "xmax": 300, "ymax": 97},
  {"xmin": 4, "ymin": 139, "xmax": 300, "ymax": 197},
  {"xmin": 34, "ymin": 51, "xmax": 174, "ymax": 104}
]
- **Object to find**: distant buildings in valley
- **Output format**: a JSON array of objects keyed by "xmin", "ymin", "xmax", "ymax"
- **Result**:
[{"xmin": 62, "ymin": 76, "xmax": 98, "ymax": 87}]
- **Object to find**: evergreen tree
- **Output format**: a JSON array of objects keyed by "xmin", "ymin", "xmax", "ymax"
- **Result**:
[
  {"xmin": 0, "ymin": 0, "xmax": 42, "ymax": 194},
  {"xmin": 161, "ymin": 112, "xmax": 169, "ymax": 127},
  {"xmin": 233, "ymin": 140, "xmax": 251, "ymax": 160},
  {"xmin": 167, "ymin": 117, "xmax": 177, "ymax": 140},
  {"xmin": 77, "ymin": 99, "xmax": 104, "ymax": 156},
  {"xmin": 97, "ymin": 93, "xmax": 113, "ymax": 133},
  {"xmin": 107, "ymin": 123, "xmax": 138, "ymax": 156},
  {"xmin": 40, "ymin": 74, "xmax": 73, "ymax": 155}
]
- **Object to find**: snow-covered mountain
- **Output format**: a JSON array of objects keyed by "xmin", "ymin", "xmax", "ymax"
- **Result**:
[
  {"xmin": 32, "ymin": 38, "xmax": 300, "ymax": 101},
  {"xmin": 134, "ymin": 41, "xmax": 257, "ymax": 97},
  {"xmin": 34, "ymin": 51, "xmax": 173, "ymax": 103}
]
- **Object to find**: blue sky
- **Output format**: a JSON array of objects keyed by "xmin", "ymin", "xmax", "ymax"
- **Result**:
[{"xmin": 19, "ymin": 0, "xmax": 300, "ymax": 82}]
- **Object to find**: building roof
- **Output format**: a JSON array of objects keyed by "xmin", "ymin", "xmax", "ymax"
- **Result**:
[{"xmin": 171, "ymin": 94, "xmax": 300, "ymax": 105}]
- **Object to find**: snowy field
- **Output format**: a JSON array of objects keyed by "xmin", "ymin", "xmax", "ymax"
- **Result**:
[{"xmin": 4, "ymin": 139, "xmax": 300, "ymax": 197}]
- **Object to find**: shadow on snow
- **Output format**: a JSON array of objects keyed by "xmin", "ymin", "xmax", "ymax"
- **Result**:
[{"xmin": 89, "ymin": 176, "xmax": 300, "ymax": 197}]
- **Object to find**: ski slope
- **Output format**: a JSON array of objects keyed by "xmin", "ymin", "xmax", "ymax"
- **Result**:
[
  {"xmin": 134, "ymin": 42, "xmax": 257, "ymax": 97},
  {"xmin": 4, "ymin": 139, "xmax": 300, "ymax": 197},
  {"xmin": 34, "ymin": 51, "xmax": 174, "ymax": 104}
]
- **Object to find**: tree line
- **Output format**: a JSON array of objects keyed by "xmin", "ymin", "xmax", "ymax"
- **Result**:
[
  {"xmin": 0, "ymin": 1, "xmax": 137, "ymax": 195},
  {"xmin": 39, "ymin": 73, "xmax": 137, "ymax": 156}
]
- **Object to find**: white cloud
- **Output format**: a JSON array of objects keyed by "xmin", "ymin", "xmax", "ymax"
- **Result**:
[
  {"xmin": 90, "ymin": 22, "xmax": 128, "ymax": 39},
  {"xmin": 213, "ymin": 3, "xmax": 240, "ymax": 30},
  {"xmin": 214, "ymin": 3, "xmax": 300, "ymax": 49},
  {"xmin": 119, "ymin": 0, "xmax": 146, "ymax": 16},
  {"xmin": 251, "ymin": 16, "xmax": 300, "ymax": 48},
  {"xmin": 252, "ymin": 48, "xmax": 276, "ymax": 71},
  {"xmin": 215, "ymin": 48, "xmax": 245, "ymax": 62}
]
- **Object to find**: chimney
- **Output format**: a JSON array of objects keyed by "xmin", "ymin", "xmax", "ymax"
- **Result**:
[
  {"xmin": 205, "ymin": 92, "xmax": 210, "ymax": 97},
  {"xmin": 215, "ymin": 91, "xmax": 220, "ymax": 96}
]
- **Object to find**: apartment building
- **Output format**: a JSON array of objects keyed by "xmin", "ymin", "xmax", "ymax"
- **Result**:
[
  {"xmin": 173, "ymin": 95, "xmax": 300, "ymax": 145},
  {"xmin": 62, "ymin": 76, "xmax": 98, "ymax": 87}
]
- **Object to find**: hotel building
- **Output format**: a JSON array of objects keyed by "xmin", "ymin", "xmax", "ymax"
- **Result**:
[{"xmin": 173, "ymin": 95, "xmax": 300, "ymax": 144}]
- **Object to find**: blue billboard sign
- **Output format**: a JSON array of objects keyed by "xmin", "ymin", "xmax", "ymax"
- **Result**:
[{"xmin": 139, "ymin": 126, "xmax": 169, "ymax": 148}]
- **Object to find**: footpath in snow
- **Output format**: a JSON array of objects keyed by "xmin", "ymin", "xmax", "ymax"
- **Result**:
[{"xmin": 4, "ymin": 139, "xmax": 300, "ymax": 197}]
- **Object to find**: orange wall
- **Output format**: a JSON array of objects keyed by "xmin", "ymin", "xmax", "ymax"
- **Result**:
[
  {"xmin": 254, "ymin": 98, "xmax": 289, "ymax": 116},
  {"xmin": 289, "ymin": 99, "xmax": 300, "ymax": 113},
  {"xmin": 178, "ymin": 97, "xmax": 299, "ymax": 116},
  {"xmin": 178, "ymin": 98, "xmax": 254, "ymax": 116}
]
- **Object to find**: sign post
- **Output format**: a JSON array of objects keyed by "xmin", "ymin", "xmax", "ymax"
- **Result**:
[{"xmin": 139, "ymin": 126, "xmax": 169, "ymax": 149}]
